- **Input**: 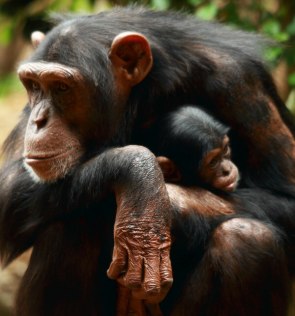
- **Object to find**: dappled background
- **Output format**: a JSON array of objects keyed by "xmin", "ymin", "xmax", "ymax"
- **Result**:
[{"xmin": 0, "ymin": 0, "xmax": 295, "ymax": 314}]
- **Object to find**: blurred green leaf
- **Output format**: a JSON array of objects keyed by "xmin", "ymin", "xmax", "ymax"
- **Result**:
[
  {"xmin": 71, "ymin": 0, "xmax": 93, "ymax": 12},
  {"xmin": 151, "ymin": 0, "xmax": 170, "ymax": 10},
  {"xmin": 262, "ymin": 19, "xmax": 280, "ymax": 36},
  {"xmin": 195, "ymin": 3, "xmax": 218, "ymax": 20},
  {"xmin": 264, "ymin": 46, "xmax": 283, "ymax": 63},
  {"xmin": 0, "ymin": 74, "xmax": 22, "ymax": 98},
  {"xmin": 49, "ymin": 0, "xmax": 72, "ymax": 12},
  {"xmin": 274, "ymin": 32, "xmax": 289, "ymax": 41},
  {"xmin": 286, "ymin": 18, "xmax": 295, "ymax": 35},
  {"xmin": 262, "ymin": 19, "xmax": 289, "ymax": 41},
  {"xmin": 288, "ymin": 72, "xmax": 295, "ymax": 87},
  {"xmin": 0, "ymin": 21, "xmax": 13, "ymax": 45},
  {"xmin": 188, "ymin": 0, "xmax": 202, "ymax": 6}
]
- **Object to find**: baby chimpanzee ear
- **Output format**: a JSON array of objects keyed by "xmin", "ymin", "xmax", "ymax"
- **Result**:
[{"xmin": 156, "ymin": 156, "xmax": 182, "ymax": 183}]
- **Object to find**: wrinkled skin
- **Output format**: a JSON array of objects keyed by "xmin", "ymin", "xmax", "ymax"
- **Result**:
[{"xmin": 107, "ymin": 148, "xmax": 173, "ymax": 301}]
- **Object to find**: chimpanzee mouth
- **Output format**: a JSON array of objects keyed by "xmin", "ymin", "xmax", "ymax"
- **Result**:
[
  {"xmin": 23, "ymin": 149, "xmax": 81, "ymax": 182},
  {"xmin": 224, "ymin": 181, "xmax": 237, "ymax": 192},
  {"xmin": 223, "ymin": 174, "xmax": 240, "ymax": 192},
  {"xmin": 24, "ymin": 147, "xmax": 79, "ymax": 161},
  {"xmin": 25, "ymin": 154, "xmax": 58, "ymax": 160},
  {"xmin": 24, "ymin": 151, "xmax": 70, "ymax": 165}
]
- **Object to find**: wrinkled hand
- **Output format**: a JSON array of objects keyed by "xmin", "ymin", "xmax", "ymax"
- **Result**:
[
  {"xmin": 116, "ymin": 284, "xmax": 163, "ymax": 316},
  {"xmin": 107, "ymin": 185, "xmax": 173, "ymax": 303}
]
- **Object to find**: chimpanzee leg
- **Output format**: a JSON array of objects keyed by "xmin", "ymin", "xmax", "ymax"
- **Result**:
[{"xmin": 171, "ymin": 218, "xmax": 289, "ymax": 316}]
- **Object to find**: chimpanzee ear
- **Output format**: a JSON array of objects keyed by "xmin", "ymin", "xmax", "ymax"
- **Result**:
[
  {"xmin": 109, "ymin": 32, "xmax": 153, "ymax": 86},
  {"xmin": 157, "ymin": 156, "xmax": 182, "ymax": 183},
  {"xmin": 31, "ymin": 31, "xmax": 45, "ymax": 49}
]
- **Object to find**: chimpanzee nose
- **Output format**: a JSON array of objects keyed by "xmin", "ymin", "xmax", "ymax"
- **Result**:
[
  {"xmin": 34, "ymin": 115, "xmax": 48, "ymax": 130},
  {"xmin": 33, "ymin": 104, "xmax": 50, "ymax": 131},
  {"xmin": 222, "ymin": 167, "xmax": 230, "ymax": 176}
]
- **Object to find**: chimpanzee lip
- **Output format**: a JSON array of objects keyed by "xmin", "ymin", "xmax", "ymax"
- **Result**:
[
  {"xmin": 223, "ymin": 174, "xmax": 240, "ymax": 191},
  {"xmin": 24, "ymin": 151, "xmax": 72, "ymax": 166},
  {"xmin": 224, "ymin": 181, "xmax": 236, "ymax": 191},
  {"xmin": 24, "ymin": 153, "xmax": 62, "ymax": 160}
]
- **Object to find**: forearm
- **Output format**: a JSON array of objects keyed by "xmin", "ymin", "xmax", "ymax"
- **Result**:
[
  {"xmin": 72, "ymin": 145, "xmax": 168, "ymax": 204},
  {"xmin": 72, "ymin": 145, "xmax": 173, "ymax": 302}
]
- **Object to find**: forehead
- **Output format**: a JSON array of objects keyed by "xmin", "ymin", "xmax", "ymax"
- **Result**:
[
  {"xmin": 28, "ymin": 20, "xmax": 111, "ymax": 84},
  {"xmin": 202, "ymin": 134, "xmax": 228, "ymax": 157},
  {"xmin": 18, "ymin": 62, "xmax": 81, "ymax": 81}
]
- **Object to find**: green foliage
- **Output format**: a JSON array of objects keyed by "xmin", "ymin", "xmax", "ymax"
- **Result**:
[
  {"xmin": 287, "ymin": 18, "xmax": 295, "ymax": 35},
  {"xmin": 262, "ymin": 19, "xmax": 289, "ymax": 41},
  {"xmin": 70, "ymin": 0, "xmax": 93, "ymax": 11},
  {"xmin": 188, "ymin": 0, "xmax": 202, "ymax": 6},
  {"xmin": 151, "ymin": 0, "xmax": 170, "ymax": 10},
  {"xmin": 0, "ymin": 21, "xmax": 13, "ymax": 45},
  {"xmin": 195, "ymin": 3, "xmax": 218, "ymax": 20},
  {"xmin": 288, "ymin": 73, "xmax": 295, "ymax": 87},
  {"xmin": 0, "ymin": 74, "xmax": 22, "ymax": 99}
]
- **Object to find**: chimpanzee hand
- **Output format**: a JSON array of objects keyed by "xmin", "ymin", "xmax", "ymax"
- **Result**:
[
  {"xmin": 72, "ymin": 145, "xmax": 173, "ymax": 302},
  {"xmin": 116, "ymin": 283, "xmax": 163, "ymax": 316},
  {"xmin": 106, "ymin": 146, "xmax": 173, "ymax": 303}
]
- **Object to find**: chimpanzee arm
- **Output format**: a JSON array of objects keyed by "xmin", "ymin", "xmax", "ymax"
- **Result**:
[
  {"xmin": 0, "ymin": 106, "xmax": 61, "ymax": 266},
  {"xmin": 72, "ymin": 145, "xmax": 173, "ymax": 302},
  {"xmin": 0, "ymin": 159, "xmax": 42, "ymax": 265},
  {"xmin": 0, "ymin": 143, "xmax": 172, "ymax": 301}
]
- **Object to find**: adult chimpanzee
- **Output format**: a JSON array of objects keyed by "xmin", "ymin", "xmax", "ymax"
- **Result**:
[
  {"xmin": 0, "ymin": 6, "xmax": 295, "ymax": 316},
  {"xmin": 149, "ymin": 105, "xmax": 240, "ymax": 191}
]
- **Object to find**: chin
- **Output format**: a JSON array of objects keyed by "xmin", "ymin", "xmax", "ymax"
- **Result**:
[{"xmin": 24, "ymin": 156, "xmax": 78, "ymax": 183}]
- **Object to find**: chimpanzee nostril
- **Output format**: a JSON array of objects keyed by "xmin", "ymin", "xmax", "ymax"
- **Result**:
[
  {"xmin": 34, "ymin": 116, "xmax": 48, "ymax": 130},
  {"xmin": 222, "ymin": 168, "xmax": 230, "ymax": 176},
  {"xmin": 33, "ymin": 105, "xmax": 50, "ymax": 131}
]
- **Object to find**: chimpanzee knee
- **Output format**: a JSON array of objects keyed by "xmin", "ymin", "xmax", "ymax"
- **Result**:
[{"xmin": 172, "ymin": 218, "xmax": 289, "ymax": 316}]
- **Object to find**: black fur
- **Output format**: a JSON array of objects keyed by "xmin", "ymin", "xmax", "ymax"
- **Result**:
[
  {"xmin": 1, "ymin": 7, "xmax": 295, "ymax": 316},
  {"xmin": 14, "ymin": 7, "xmax": 295, "ymax": 193},
  {"xmin": 146, "ymin": 105, "xmax": 229, "ymax": 185}
]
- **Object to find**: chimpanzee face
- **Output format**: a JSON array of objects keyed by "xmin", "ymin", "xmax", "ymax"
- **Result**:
[{"xmin": 18, "ymin": 25, "xmax": 153, "ymax": 182}]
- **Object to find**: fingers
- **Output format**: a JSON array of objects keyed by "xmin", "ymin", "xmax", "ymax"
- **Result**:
[
  {"xmin": 116, "ymin": 284, "xmax": 130, "ymax": 316},
  {"xmin": 159, "ymin": 246, "xmax": 173, "ymax": 290},
  {"xmin": 145, "ymin": 247, "xmax": 173, "ymax": 303},
  {"xmin": 123, "ymin": 253, "xmax": 144, "ymax": 289},
  {"xmin": 143, "ymin": 254, "xmax": 161, "ymax": 295},
  {"xmin": 107, "ymin": 234, "xmax": 173, "ymax": 303},
  {"xmin": 107, "ymin": 244, "xmax": 127, "ymax": 279},
  {"xmin": 126, "ymin": 250, "xmax": 173, "ymax": 303},
  {"xmin": 138, "ymin": 248, "xmax": 173, "ymax": 303}
]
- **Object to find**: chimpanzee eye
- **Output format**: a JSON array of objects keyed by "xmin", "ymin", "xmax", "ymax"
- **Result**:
[
  {"xmin": 208, "ymin": 157, "xmax": 219, "ymax": 169},
  {"xmin": 57, "ymin": 82, "xmax": 69, "ymax": 92},
  {"xmin": 31, "ymin": 81, "xmax": 40, "ymax": 91}
]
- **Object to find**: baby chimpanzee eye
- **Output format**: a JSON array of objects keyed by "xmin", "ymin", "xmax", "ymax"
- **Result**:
[{"xmin": 208, "ymin": 156, "xmax": 220, "ymax": 169}]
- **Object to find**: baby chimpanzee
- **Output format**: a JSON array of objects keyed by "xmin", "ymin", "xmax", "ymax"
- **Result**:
[{"xmin": 153, "ymin": 106, "xmax": 240, "ymax": 192}]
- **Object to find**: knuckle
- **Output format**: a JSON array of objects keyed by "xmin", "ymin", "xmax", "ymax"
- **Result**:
[
  {"xmin": 125, "ymin": 278, "xmax": 141, "ymax": 289},
  {"xmin": 161, "ymin": 277, "xmax": 173, "ymax": 287},
  {"xmin": 128, "ymin": 281, "xmax": 142, "ymax": 289},
  {"xmin": 145, "ymin": 282, "xmax": 161, "ymax": 294}
]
